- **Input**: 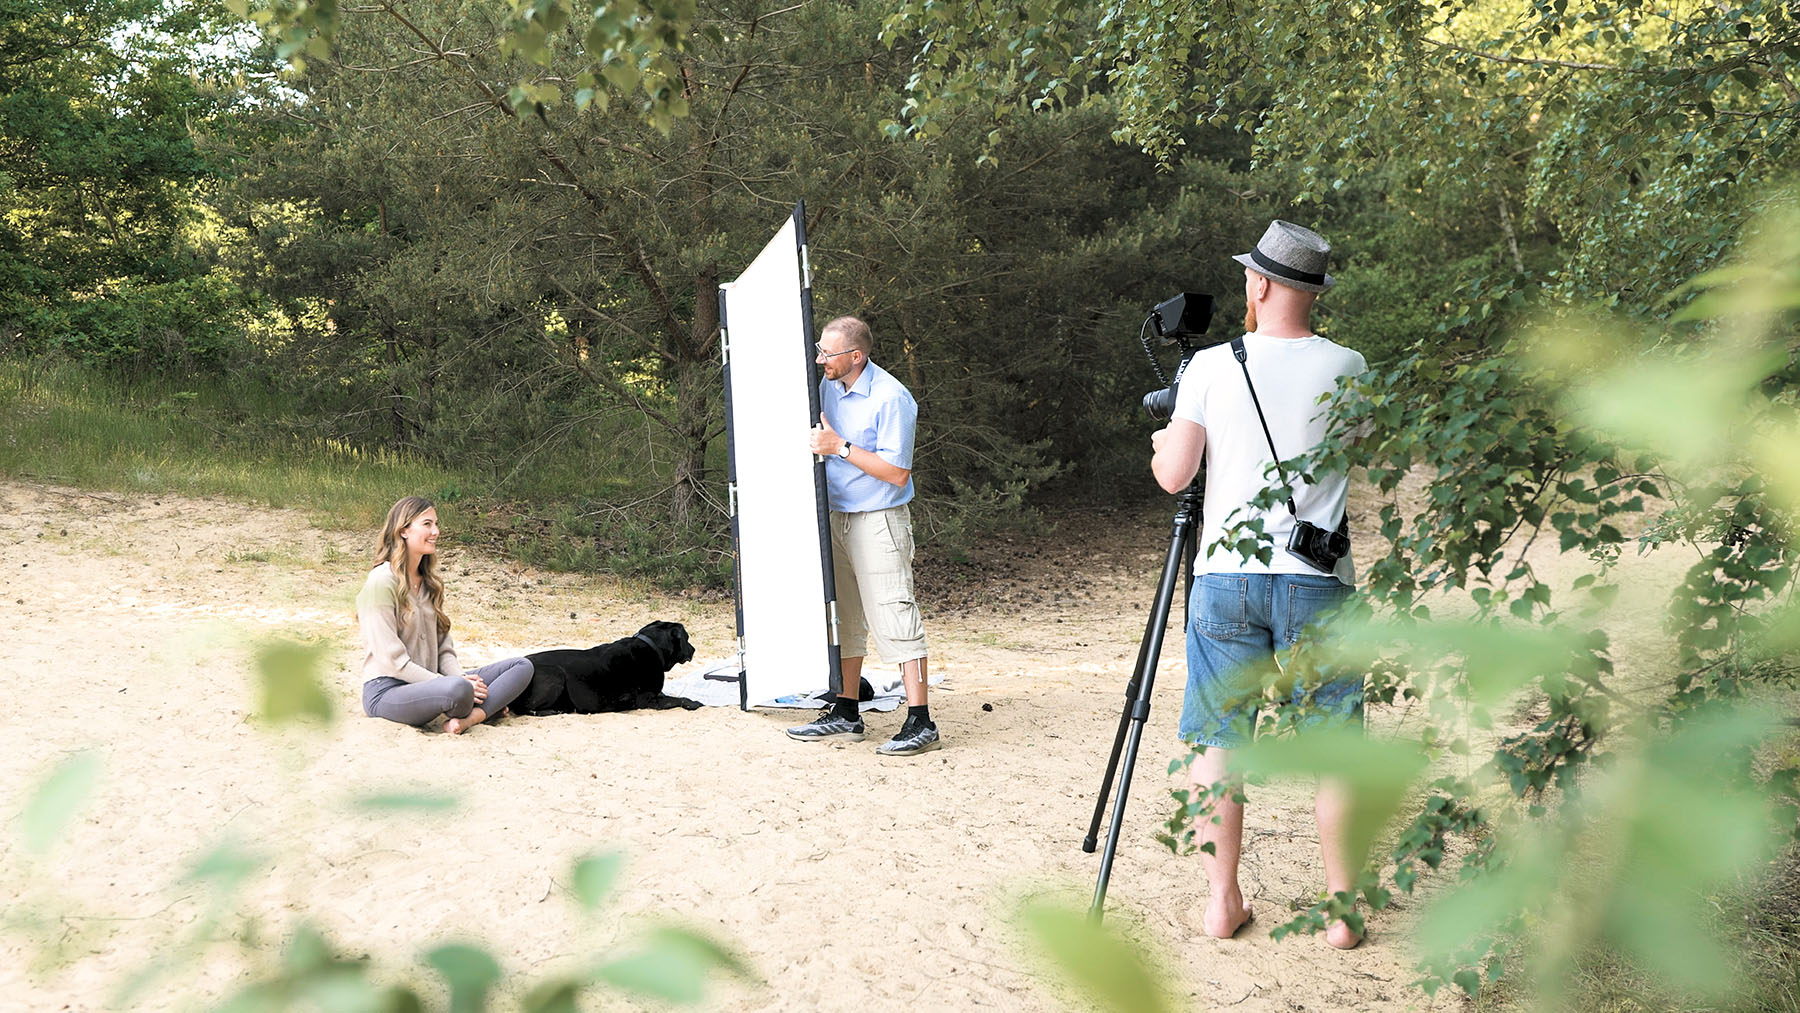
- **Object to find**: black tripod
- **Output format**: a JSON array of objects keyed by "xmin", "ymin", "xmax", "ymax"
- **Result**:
[{"xmin": 1082, "ymin": 477, "xmax": 1202, "ymax": 921}]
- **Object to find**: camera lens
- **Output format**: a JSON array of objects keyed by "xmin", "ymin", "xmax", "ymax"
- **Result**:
[{"xmin": 1142, "ymin": 387, "xmax": 1176, "ymax": 422}]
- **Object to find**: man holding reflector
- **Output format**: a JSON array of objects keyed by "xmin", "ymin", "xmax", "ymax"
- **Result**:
[{"xmin": 785, "ymin": 315, "xmax": 940, "ymax": 757}]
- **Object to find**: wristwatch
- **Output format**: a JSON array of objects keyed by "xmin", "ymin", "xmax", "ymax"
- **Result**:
[{"xmin": 837, "ymin": 440, "xmax": 852, "ymax": 459}]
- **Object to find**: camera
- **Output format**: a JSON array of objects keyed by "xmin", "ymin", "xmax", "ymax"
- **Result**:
[
  {"xmin": 1286, "ymin": 516, "xmax": 1350, "ymax": 574},
  {"xmin": 1141, "ymin": 359, "xmax": 1191, "ymax": 422},
  {"xmin": 1139, "ymin": 292, "xmax": 1215, "ymax": 422}
]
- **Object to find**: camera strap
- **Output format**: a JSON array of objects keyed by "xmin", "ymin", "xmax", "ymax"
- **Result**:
[{"xmin": 1229, "ymin": 337, "xmax": 1302, "ymax": 519}]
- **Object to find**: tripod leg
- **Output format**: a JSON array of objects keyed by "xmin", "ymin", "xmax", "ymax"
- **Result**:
[
  {"xmin": 1082, "ymin": 690, "xmax": 1134, "ymax": 853},
  {"xmin": 1086, "ymin": 487, "xmax": 1202, "ymax": 920},
  {"xmin": 1082, "ymin": 637, "xmax": 1155, "ymax": 852}
]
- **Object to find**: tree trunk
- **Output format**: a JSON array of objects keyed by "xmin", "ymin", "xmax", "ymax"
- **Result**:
[{"xmin": 671, "ymin": 265, "xmax": 721, "ymax": 526}]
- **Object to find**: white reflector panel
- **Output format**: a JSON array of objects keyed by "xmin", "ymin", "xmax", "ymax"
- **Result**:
[{"xmin": 720, "ymin": 205, "xmax": 839, "ymax": 708}]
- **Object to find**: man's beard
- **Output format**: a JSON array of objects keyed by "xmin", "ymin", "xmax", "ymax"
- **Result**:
[{"xmin": 1243, "ymin": 302, "xmax": 1257, "ymax": 334}]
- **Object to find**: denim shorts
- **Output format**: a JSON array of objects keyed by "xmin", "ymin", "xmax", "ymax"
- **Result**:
[{"xmin": 1179, "ymin": 572, "xmax": 1360, "ymax": 749}]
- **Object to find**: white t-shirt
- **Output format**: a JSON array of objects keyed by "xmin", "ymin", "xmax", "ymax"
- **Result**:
[{"xmin": 1171, "ymin": 332, "xmax": 1367, "ymax": 584}]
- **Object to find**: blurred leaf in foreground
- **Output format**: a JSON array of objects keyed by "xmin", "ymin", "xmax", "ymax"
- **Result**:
[
  {"xmin": 1418, "ymin": 705, "xmax": 1781, "ymax": 1006},
  {"xmin": 1335, "ymin": 620, "xmax": 1593, "ymax": 712},
  {"xmin": 19, "ymin": 749, "xmax": 103, "ymax": 854},
  {"xmin": 1017, "ymin": 900, "xmax": 1172, "ymax": 1013},
  {"xmin": 214, "ymin": 924, "xmax": 393, "ymax": 1013},
  {"xmin": 427, "ymin": 943, "xmax": 502, "ymax": 1013},
  {"xmin": 595, "ymin": 925, "xmax": 750, "ymax": 1004},
  {"xmin": 256, "ymin": 638, "xmax": 334, "ymax": 725},
  {"xmin": 180, "ymin": 838, "xmax": 264, "ymax": 895},
  {"xmin": 572, "ymin": 851, "xmax": 623, "ymax": 910},
  {"xmin": 1595, "ymin": 707, "xmax": 1779, "ymax": 997},
  {"xmin": 1234, "ymin": 726, "xmax": 1428, "ymax": 868},
  {"xmin": 353, "ymin": 792, "xmax": 460, "ymax": 812}
]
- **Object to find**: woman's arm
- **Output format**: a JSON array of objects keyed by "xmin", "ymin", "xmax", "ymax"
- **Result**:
[{"xmin": 438, "ymin": 626, "xmax": 462, "ymax": 680}]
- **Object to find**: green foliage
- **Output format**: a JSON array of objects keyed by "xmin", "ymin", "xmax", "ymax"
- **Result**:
[
  {"xmin": 1138, "ymin": 195, "xmax": 1800, "ymax": 1006},
  {"xmin": 11, "ymin": 632, "xmax": 750, "ymax": 1011},
  {"xmin": 0, "ymin": 0, "xmax": 249, "ymax": 373},
  {"xmin": 0, "ymin": 359, "xmax": 463, "ymax": 531},
  {"xmin": 570, "ymin": 852, "xmax": 623, "ymax": 910},
  {"xmin": 214, "ymin": 0, "xmax": 1265, "ymax": 559},
  {"xmin": 427, "ymin": 944, "xmax": 502, "ymax": 1013},
  {"xmin": 256, "ymin": 638, "xmax": 335, "ymax": 724},
  {"xmin": 1415, "ymin": 707, "xmax": 1783, "ymax": 1004},
  {"xmin": 15, "ymin": 273, "xmax": 250, "ymax": 373},
  {"xmin": 887, "ymin": 0, "xmax": 1800, "ymax": 337},
  {"xmin": 17, "ymin": 750, "xmax": 102, "ymax": 856},
  {"xmin": 594, "ymin": 926, "xmax": 750, "ymax": 1004},
  {"xmin": 1017, "ymin": 901, "xmax": 1173, "ymax": 1013}
]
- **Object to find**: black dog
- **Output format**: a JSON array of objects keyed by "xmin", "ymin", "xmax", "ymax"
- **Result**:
[{"xmin": 512, "ymin": 620, "xmax": 700, "ymax": 714}]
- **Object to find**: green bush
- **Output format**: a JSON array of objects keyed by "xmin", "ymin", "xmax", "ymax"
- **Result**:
[{"xmin": 18, "ymin": 273, "xmax": 249, "ymax": 374}]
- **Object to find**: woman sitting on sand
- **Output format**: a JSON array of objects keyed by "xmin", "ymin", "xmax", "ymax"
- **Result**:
[{"xmin": 356, "ymin": 496, "xmax": 533, "ymax": 733}]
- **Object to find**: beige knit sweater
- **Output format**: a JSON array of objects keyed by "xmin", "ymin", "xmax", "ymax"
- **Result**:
[{"xmin": 356, "ymin": 564, "xmax": 461, "ymax": 684}]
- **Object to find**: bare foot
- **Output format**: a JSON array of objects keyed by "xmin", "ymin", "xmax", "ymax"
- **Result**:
[
  {"xmin": 443, "ymin": 707, "xmax": 487, "ymax": 735},
  {"xmin": 1325, "ymin": 918, "xmax": 1363, "ymax": 949},
  {"xmin": 1201, "ymin": 894, "xmax": 1254, "ymax": 938}
]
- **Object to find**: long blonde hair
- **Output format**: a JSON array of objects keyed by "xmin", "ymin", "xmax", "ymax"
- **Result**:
[{"xmin": 373, "ymin": 496, "xmax": 451, "ymax": 637}]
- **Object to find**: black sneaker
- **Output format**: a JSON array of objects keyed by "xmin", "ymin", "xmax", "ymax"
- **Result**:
[
  {"xmin": 786, "ymin": 709, "xmax": 865, "ymax": 742},
  {"xmin": 876, "ymin": 718, "xmax": 942, "ymax": 756}
]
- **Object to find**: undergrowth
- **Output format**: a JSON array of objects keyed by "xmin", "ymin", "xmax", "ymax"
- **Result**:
[{"xmin": 0, "ymin": 358, "xmax": 730, "ymax": 587}]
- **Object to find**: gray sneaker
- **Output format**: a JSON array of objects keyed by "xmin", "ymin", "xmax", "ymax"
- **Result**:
[
  {"xmin": 876, "ymin": 720, "xmax": 942, "ymax": 756},
  {"xmin": 786, "ymin": 710, "xmax": 865, "ymax": 742}
]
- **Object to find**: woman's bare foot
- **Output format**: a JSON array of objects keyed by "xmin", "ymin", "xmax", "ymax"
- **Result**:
[
  {"xmin": 1325, "ymin": 917, "xmax": 1363, "ymax": 949},
  {"xmin": 443, "ymin": 707, "xmax": 487, "ymax": 735},
  {"xmin": 1201, "ymin": 892, "xmax": 1254, "ymax": 938}
]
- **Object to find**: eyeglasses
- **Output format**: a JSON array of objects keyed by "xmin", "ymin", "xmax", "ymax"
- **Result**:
[{"xmin": 815, "ymin": 344, "xmax": 855, "ymax": 359}]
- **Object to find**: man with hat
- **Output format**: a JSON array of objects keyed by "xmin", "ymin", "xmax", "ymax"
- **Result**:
[{"xmin": 1149, "ymin": 220, "xmax": 1369, "ymax": 948}]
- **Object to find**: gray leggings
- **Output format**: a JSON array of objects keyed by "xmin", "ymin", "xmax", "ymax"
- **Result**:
[{"xmin": 362, "ymin": 657, "xmax": 535, "ymax": 727}]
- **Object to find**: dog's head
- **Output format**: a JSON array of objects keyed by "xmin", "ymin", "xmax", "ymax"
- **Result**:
[{"xmin": 635, "ymin": 620, "xmax": 694, "ymax": 670}]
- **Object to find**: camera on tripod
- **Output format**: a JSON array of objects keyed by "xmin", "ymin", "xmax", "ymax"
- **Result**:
[{"xmin": 1139, "ymin": 292, "xmax": 1216, "ymax": 422}]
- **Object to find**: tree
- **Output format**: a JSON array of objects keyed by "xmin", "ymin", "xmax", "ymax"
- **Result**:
[
  {"xmin": 0, "ymin": 0, "xmax": 248, "ymax": 370},
  {"xmin": 881, "ymin": 0, "xmax": 1800, "ymax": 1002},
  {"xmin": 884, "ymin": 0, "xmax": 1800, "ymax": 319},
  {"xmin": 225, "ymin": 0, "xmax": 1281, "ymax": 542}
]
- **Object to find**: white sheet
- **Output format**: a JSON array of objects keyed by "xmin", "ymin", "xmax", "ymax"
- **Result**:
[{"xmin": 662, "ymin": 658, "xmax": 941, "ymax": 713}]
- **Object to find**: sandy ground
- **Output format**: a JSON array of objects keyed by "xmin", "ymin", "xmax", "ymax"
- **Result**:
[{"xmin": 0, "ymin": 477, "xmax": 1695, "ymax": 1011}]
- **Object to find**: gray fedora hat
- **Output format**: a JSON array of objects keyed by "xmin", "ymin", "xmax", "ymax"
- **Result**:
[{"xmin": 1232, "ymin": 220, "xmax": 1335, "ymax": 293}]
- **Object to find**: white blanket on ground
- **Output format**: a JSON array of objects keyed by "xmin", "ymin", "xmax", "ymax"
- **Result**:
[{"xmin": 662, "ymin": 656, "xmax": 941, "ymax": 712}]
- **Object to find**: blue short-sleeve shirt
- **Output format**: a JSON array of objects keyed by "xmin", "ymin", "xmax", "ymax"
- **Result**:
[{"xmin": 821, "ymin": 360, "xmax": 916, "ymax": 513}]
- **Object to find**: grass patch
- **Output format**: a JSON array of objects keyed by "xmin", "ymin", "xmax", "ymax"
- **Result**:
[
  {"xmin": 0, "ymin": 360, "xmax": 464, "ymax": 535},
  {"xmin": 0, "ymin": 358, "xmax": 733, "ymax": 587}
]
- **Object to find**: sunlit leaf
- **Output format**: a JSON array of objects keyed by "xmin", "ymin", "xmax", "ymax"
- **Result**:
[
  {"xmin": 256, "ymin": 639, "xmax": 334, "ymax": 725},
  {"xmin": 594, "ymin": 926, "xmax": 747, "ymax": 1004},
  {"xmin": 571, "ymin": 851, "xmax": 622, "ymax": 910},
  {"xmin": 427, "ymin": 943, "xmax": 502, "ymax": 1013},
  {"xmin": 1415, "ymin": 849, "xmax": 1549, "ymax": 965},
  {"xmin": 1596, "ymin": 707, "xmax": 1780, "ymax": 995},
  {"xmin": 353, "ymin": 792, "xmax": 459, "ymax": 812},
  {"xmin": 1016, "ymin": 901, "xmax": 1171, "ymax": 1013},
  {"xmin": 1234, "ymin": 727, "xmax": 1428, "ymax": 867},
  {"xmin": 181, "ymin": 839, "xmax": 263, "ymax": 893},
  {"xmin": 522, "ymin": 978, "xmax": 581, "ymax": 1013},
  {"xmin": 1335, "ymin": 620, "xmax": 1589, "ymax": 710},
  {"xmin": 20, "ymin": 749, "xmax": 102, "ymax": 854}
]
